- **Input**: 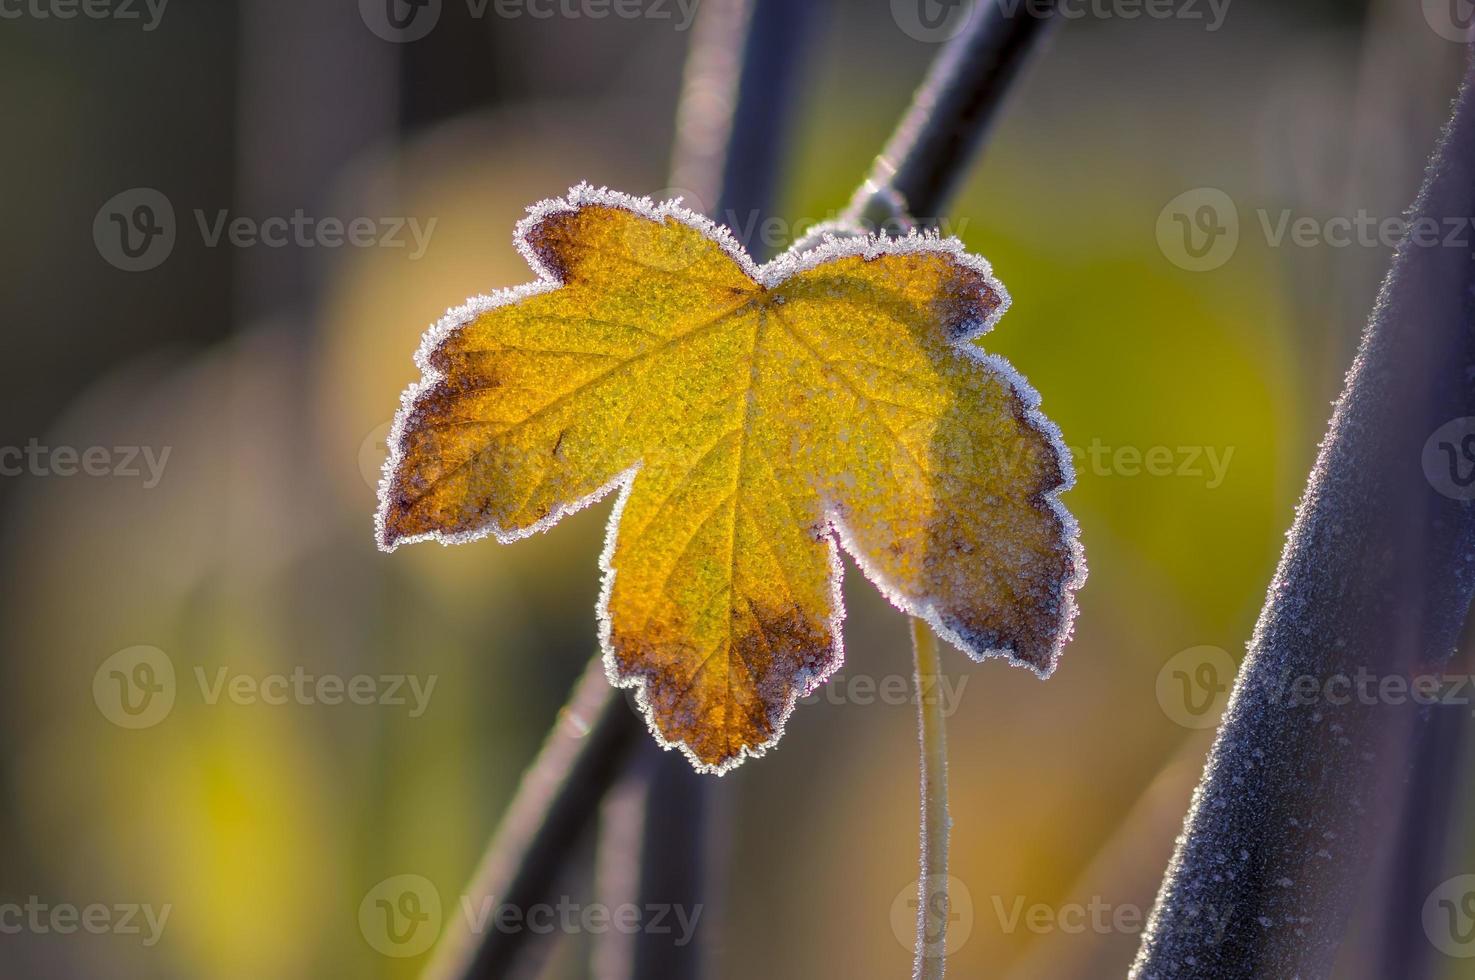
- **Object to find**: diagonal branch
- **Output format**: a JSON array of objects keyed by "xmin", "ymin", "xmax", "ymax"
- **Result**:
[
  {"xmin": 846, "ymin": 0, "xmax": 1060, "ymax": 230},
  {"xmin": 425, "ymin": 656, "xmax": 641, "ymax": 980},
  {"xmin": 1133, "ymin": 48, "xmax": 1475, "ymax": 979}
]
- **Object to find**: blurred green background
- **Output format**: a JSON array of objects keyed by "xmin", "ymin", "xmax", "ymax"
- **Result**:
[{"xmin": 2, "ymin": 0, "xmax": 1471, "ymax": 976}]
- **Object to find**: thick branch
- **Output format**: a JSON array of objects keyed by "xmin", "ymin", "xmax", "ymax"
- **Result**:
[{"xmin": 1133, "ymin": 51, "xmax": 1475, "ymax": 979}]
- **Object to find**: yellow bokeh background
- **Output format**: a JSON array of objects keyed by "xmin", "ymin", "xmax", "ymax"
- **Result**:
[{"xmin": 2, "ymin": 2, "xmax": 1471, "ymax": 978}]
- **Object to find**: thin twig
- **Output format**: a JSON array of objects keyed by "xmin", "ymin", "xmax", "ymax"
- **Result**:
[
  {"xmin": 426, "ymin": 656, "xmax": 641, "ymax": 980},
  {"xmin": 911, "ymin": 618, "xmax": 951, "ymax": 980},
  {"xmin": 845, "ymin": 0, "xmax": 1060, "ymax": 231}
]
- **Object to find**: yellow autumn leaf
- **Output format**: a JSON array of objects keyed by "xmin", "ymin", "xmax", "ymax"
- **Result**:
[{"xmin": 377, "ymin": 184, "xmax": 1084, "ymax": 773}]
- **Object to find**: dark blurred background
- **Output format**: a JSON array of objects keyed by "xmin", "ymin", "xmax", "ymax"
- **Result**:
[{"xmin": 2, "ymin": 0, "xmax": 1472, "ymax": 976}]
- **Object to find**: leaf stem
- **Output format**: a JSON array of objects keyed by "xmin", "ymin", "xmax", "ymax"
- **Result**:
[{"xmin": 912, "ymin": 616, "xmax": 951, "ymax": 980}]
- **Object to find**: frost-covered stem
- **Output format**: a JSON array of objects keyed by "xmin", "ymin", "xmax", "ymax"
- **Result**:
[
  {"xmin": 845, "ymin": 0, "xmax": 1059, "ymax": 231},
  {"xmin": 1133, "ymin": 50, "xmax": 1475, "ymax": 979},
  {"xmin": 912, "ymin": 618, "xmax": 952, "ymax": 980},
  {"xmin": 833, "ymin": 14, "xmax": 1058, "ymax": 975}
]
